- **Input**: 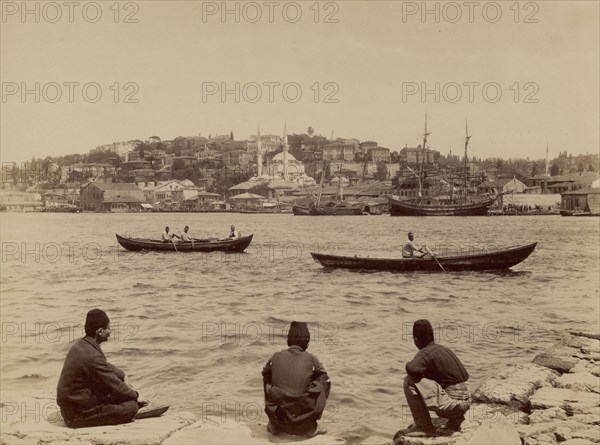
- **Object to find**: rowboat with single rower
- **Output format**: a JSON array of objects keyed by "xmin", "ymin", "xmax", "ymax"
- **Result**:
[{"xmin": 311, "ymin": 242, "xmax": 537, "ymax": 272}]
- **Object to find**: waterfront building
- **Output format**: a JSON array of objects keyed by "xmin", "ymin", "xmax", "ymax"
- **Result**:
[
  {"xmin": 0, "ymin": 189, "xmax": 42, "ymax": 212},
  {"xmin": 561, "ymin": 188, "xmax": 600, "ymax": 212},
  {"xmin": 79, "ymin": 182, "xmax": 145, "ymax": 212}
]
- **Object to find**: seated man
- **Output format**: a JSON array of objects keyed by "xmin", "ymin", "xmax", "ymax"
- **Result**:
[
  {"xmin": 229, "ymin": 225, "xmax": 239, "ymax": 239},
  {"xmin": 262, "ymin": 322, "xmax": 331, "ymax": 437},
  {"xmin": 57, "ymin": 309, "xmax": 145, "ymax": 428},
  {"xmin": 161, "ymin": 226, "xmax": 173, "ymax": 243},
  {"xmin": 173, "ymin": 226, "xmax": 192, "ymax": 242},
  {"xmin": 402, "ymin": 319, "xmax": 471, "ymax": 437},
  {"xmin": 402, "ymin": 232, "xmax": 429, "ymax": 258}
]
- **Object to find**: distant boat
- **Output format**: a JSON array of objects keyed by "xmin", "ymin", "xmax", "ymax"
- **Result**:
[
  {"xmin": 390, "ymin": 117, "xmax": 499, "ymax": 216},
  {"xmin": 292, "ymin": 202, "xmax": 364, "ymax": 216},
  {"xmin": 311, "ymin": 242, "xmax": 537, "ymax": 272},
  {"xmin": 560, "ymin": 210, "xmax": 600, "ymax": 217},
  {"xmin": 116, "ymin": 234, "xmax": 253, "ymax": 252},
  {"xmin": 293, "ymin": 161, "xmax": 364, "ymax": 216}
]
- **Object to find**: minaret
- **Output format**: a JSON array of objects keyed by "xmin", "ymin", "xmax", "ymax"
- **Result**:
[
  {"xmin": 283, "ymin": 122, "xmax": 289, "ymax": 180},
  {"xmin": 544, "ymin": 144, "xmax": 549, "ymax": 176},
  {"xmin": 256, "ymin": 126, "xmax": 263, "ymax": 177}
]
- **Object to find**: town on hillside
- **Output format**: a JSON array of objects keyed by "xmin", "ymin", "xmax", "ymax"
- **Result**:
[{"xmin": 1, "ymin": 129, "xmax": 599, "ymax": 214}]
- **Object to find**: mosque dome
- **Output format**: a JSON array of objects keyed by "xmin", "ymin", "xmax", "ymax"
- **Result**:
[{"xmin": 271, "ymin": 152, "xmax": 296, "ymax": 162}]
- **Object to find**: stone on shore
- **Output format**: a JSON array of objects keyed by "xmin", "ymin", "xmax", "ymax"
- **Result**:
[
  {"xmin": 0, "ymin": 405, "xmax": 197, "ymax": 445},
  {"xmin": 527, "ymin": 407, "xmax": 568, "ymax": 424},
  {"xmin": 393, "ymin": 414, "xmax": 520, "ymax": 445},
  {"xmin": 570, "ymin": 331, "xmax": 600, "ymax": 341},
  {"xmin": 532, "ymin": 347, "xmax": 581, "ymax": 374},
  {"xmin": 555, "ymin": 371, "xmax": 600, "ymax": 393},
  {"xmin": 529, "ymin": 387, "xmax": 600, "ymax": 411},
  {"xmin": 163, "ymin": 416, "xmax": 345, "ymax": 444},
  {"xmin": 472, "ymin": 364, "xmax": 558, "ymax": 408}
]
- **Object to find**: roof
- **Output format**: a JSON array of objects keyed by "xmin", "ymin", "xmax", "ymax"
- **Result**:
[
  {"xmin": 478, "ymin": 178, "xmax": 522, "ymax": 188},
  {"xmin": 561, "ymin": 187, "xmax": 600, "ymax": 195},
  {"xmin": 547, "ymin": 181, "xmax": 575, "ymax": 188},
  {"xmin": 230, "ymin": 192, "xmax": 265, "ymax": 200},
  {"xmin": 82, "ymin": 182, "xmax": 141, "ymax": 192},
  {"xmin": 271, "ymin": 152, "xmax": 297, "ymax": 162}
]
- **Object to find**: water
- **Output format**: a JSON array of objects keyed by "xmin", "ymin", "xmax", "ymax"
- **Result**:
[{"xmin": 1, "ymin": 213, "xmax": 599, "ymax": 442}]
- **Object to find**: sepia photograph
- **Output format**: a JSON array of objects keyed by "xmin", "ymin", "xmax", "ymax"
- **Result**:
[{"xmin": 1, "ymin": 1, "xmax": 599, "ymax": 444}]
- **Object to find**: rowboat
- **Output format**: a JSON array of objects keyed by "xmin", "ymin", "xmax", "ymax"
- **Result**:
[
  {"xmin": 116, "ymin": 234, "xmax": 253, "ymax": 253},
  {"xmin": 311, "ymin": 242, "xmax": 537, "ymax": 272}
]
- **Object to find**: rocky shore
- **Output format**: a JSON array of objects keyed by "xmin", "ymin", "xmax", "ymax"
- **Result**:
[
  {"xmin": 1, "ymin": 331, "xmax": 598, "ymax": 445},
  {"xmin": 394, "ymin": 330, "xmax": 600, "ymax": 445}
]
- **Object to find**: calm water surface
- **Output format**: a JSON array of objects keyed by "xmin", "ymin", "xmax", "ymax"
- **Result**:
[{"xmin": 1, "ymin": 213, "xmax": 599, "ymax": 442}]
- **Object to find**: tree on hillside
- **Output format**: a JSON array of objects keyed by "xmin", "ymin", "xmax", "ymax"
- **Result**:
[
  {"xmin": 374, "ymin": 161, "xmax": 388, "ymax": 180},
  {"xmin": 550, "ymin": 162, "xmax": 560, "ymax": 176}
]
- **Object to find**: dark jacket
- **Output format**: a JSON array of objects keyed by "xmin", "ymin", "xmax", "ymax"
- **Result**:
[
  {"xmin": 57, "ymin": 337, "xmax": 138, "ymax": 410},
  {"xmin": 262, "ymin": 346, "xmax": 330, "ymax": 429},
  {"xmin": 405, "ymin": 342, "xmax": 469, "ymax": 388}
]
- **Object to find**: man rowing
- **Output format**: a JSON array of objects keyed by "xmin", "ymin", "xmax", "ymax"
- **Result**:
[
  {"xmin": 229, "ymin": 225, "xmax": 239, "ymax": 239},
  {"xmin": 57, "ymin": 309, "xmax": 148, "ymax": 428},
  {"xmin": 161, "ymin": 226, "xmax": 173, "ymax": 243},
  {"xmin": 402, "ymin": 232, "xmax": 430, "ymax": 258},
  {"xmin": 172, "ymin": 226, "xmax": 192, "ymax": 242}
]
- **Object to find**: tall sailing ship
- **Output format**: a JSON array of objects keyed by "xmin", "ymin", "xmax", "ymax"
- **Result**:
[{"xmin": 389, "ymin": 118, "xmax": 498, "ymax": 216}]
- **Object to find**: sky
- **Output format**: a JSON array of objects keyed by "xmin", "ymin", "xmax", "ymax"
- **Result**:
[{"xmin": 1, "ymin": 1, "xmax": 599, "ymax": 164}]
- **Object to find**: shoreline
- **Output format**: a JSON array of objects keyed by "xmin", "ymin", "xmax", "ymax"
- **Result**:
[{"xmin": 1, "ymin": 330, "xmax": 598, "ymax": 445}]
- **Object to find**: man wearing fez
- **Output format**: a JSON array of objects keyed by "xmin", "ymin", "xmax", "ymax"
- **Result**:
[
  {"xmin": 402, "ymin": 319, "xmax": 471, "ymax": 437},
  {"xmin": 262, "ymin": 321, "xmax": 331, "ymax": 437},
  {"xmin": 57, "ymin": 309, "xmax": 145, "ymax": 428}
]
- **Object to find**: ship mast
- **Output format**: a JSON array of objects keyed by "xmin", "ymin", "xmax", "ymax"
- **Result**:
[
  {"xmin": 419, "ymin": 114, "xmax": 430, "ymax": 200},
  {"xmin": 462, "ymin": 121, "xmax": 471, "ymax": 201}
]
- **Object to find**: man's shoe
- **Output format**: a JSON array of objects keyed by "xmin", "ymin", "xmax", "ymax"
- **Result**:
[
  {"xmin": 306, "ymin": 424, "xmax": 327, "ymax": 438},
  {"xmin": 395, "ymin": 424, "xmax": 437, "ymax": 439},
  {"xmin": 444, "ymin": 416, "xmax": 465, "ymax": 432}
]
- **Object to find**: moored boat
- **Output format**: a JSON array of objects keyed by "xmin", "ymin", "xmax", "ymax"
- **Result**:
[
  {"xmin": 311, "ymin": 242, "xmax": 537, "ymax": 272},
  {"xmin": 389, "ymin": 196, "xmax": 494, "ymax": 216},
  {"xmin": 116, "ymin": 234, "xmax": 253, "ymax": 252},
  {"xmin": 390, "ymin": 117, "xmax": 499, "ymax": 216},
  {"xmin": 292, "ymin": 203, "xmax": 364, "ymax": 216}
]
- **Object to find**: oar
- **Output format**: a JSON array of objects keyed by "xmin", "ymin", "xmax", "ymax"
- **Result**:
[
  {"xmin": 171, "ymin": 237, "xmax": 178, "ymax": 252},
  {"xmin": 426, "ymin": 246, "xmax": 446, "ymax": 272}
]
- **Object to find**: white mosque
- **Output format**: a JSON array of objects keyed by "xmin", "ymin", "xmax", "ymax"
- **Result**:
[{"xmin": 228, "ymin": 125, "xmax": 315, "ymax": 201}]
